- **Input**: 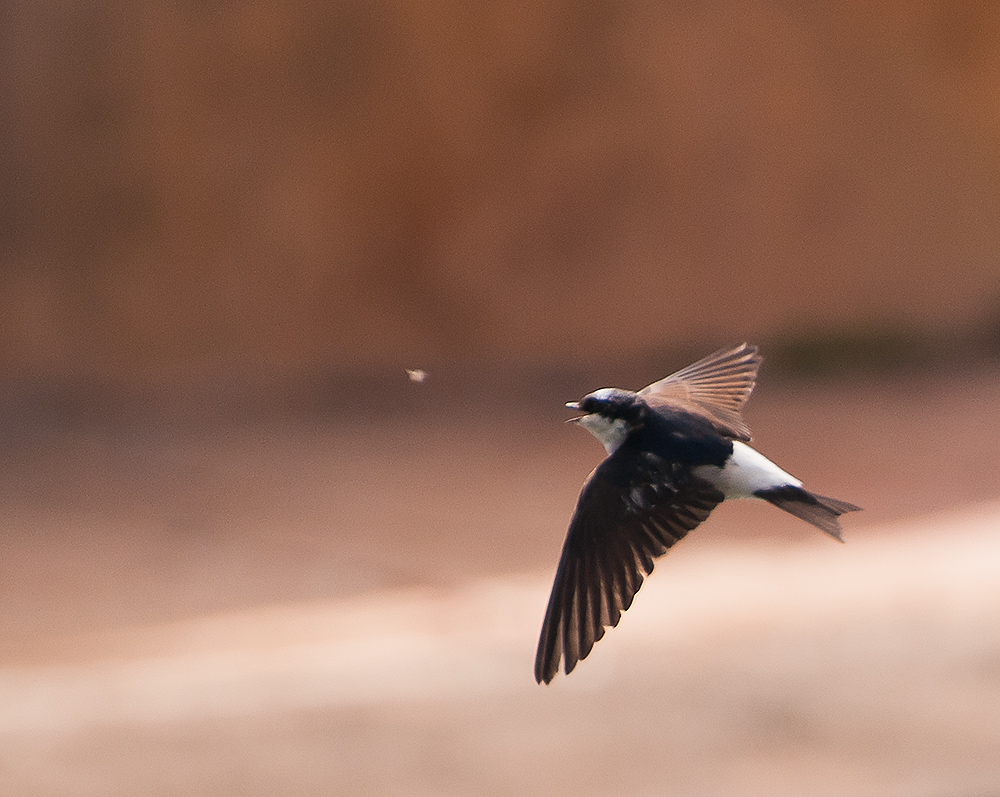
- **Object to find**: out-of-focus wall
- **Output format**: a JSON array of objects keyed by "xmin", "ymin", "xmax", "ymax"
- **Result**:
[{"xmin": 2, "ymin": 1, "xmax": 999, "ymax": 383}]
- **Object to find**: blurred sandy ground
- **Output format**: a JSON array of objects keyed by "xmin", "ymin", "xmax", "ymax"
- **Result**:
[{"xmin": 1, "ymin": 365, "xmax": 999, "ymax": 797}]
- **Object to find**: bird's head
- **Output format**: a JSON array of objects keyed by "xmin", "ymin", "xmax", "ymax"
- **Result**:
[{"xmin": 565, "ymin": 388, "xmax": 643, "ymax": 454}]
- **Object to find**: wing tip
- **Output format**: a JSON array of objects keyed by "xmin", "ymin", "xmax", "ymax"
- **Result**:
[{"xmin": 534, "ymin": 631, "xmax": 561, "ymax": 684}]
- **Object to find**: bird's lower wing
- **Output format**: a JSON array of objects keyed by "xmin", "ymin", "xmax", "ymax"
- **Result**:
[{"xmin": 535, "ymin": 449, "xmax": 724, "ymax": 684}]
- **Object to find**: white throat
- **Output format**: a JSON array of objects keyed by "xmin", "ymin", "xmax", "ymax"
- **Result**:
[{"xmin": 577, "ymin": 414, "xmax": 630, "ymax": 454}]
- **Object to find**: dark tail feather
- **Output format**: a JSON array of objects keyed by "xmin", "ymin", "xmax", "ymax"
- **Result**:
[{"xmin": 754, "ymin": 486, "xmax": 861, "ymax": 542}]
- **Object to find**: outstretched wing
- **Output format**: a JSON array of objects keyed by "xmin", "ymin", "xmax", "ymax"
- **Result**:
[
  {"xmin": 639, "ymin": 343, "xmax": 761, "ymax": 441},
  {"xmin": 535, "ymin": 448, "xmax": 724, "ymax": 684}
]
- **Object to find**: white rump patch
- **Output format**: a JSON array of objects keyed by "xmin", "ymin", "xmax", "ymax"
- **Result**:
[{"xmin": 693, "ymin": 441, "xmax": 801, "ymax": 500}]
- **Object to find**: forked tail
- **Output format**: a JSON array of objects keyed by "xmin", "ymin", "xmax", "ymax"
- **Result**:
[{"xmin": 754, "ymin": 485, "xmax": 861, "ymax": 542}]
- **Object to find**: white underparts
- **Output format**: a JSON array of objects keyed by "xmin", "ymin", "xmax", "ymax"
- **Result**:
[
  {"xmin": 577, "ymin": 413, "xmax": 630, "ymax": 455},
  {"xmin": 693, "ymin": 441, "xmax": 801, "ymax": 500}
]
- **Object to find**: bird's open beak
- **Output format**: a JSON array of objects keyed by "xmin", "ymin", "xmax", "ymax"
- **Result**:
[{"xmin": 564, "ymin": 401, "xmax": 583, "ymax": 422}]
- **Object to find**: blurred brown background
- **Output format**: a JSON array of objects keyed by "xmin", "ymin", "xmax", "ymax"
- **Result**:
[
  {"xmin": 4, "ymin": 0, "xmax": 1000, "ymax": 387},
  {"xmin": 2, "ymin": 2, "xmax": 1000, "ymax": 796}
]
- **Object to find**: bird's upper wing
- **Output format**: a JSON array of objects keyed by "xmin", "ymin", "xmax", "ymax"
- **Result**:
[
  {"xmin": 638, "ymin": 343, "xmax": 761, "ymax": 441},
  {"xmin": 534, "ymin": 448, "xmax": 724, "ymax": 684}
]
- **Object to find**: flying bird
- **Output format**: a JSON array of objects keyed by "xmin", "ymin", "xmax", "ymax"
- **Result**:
[{"xmin": 535, "ymin": 343, "xmax": 860, "ymax": 684}]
